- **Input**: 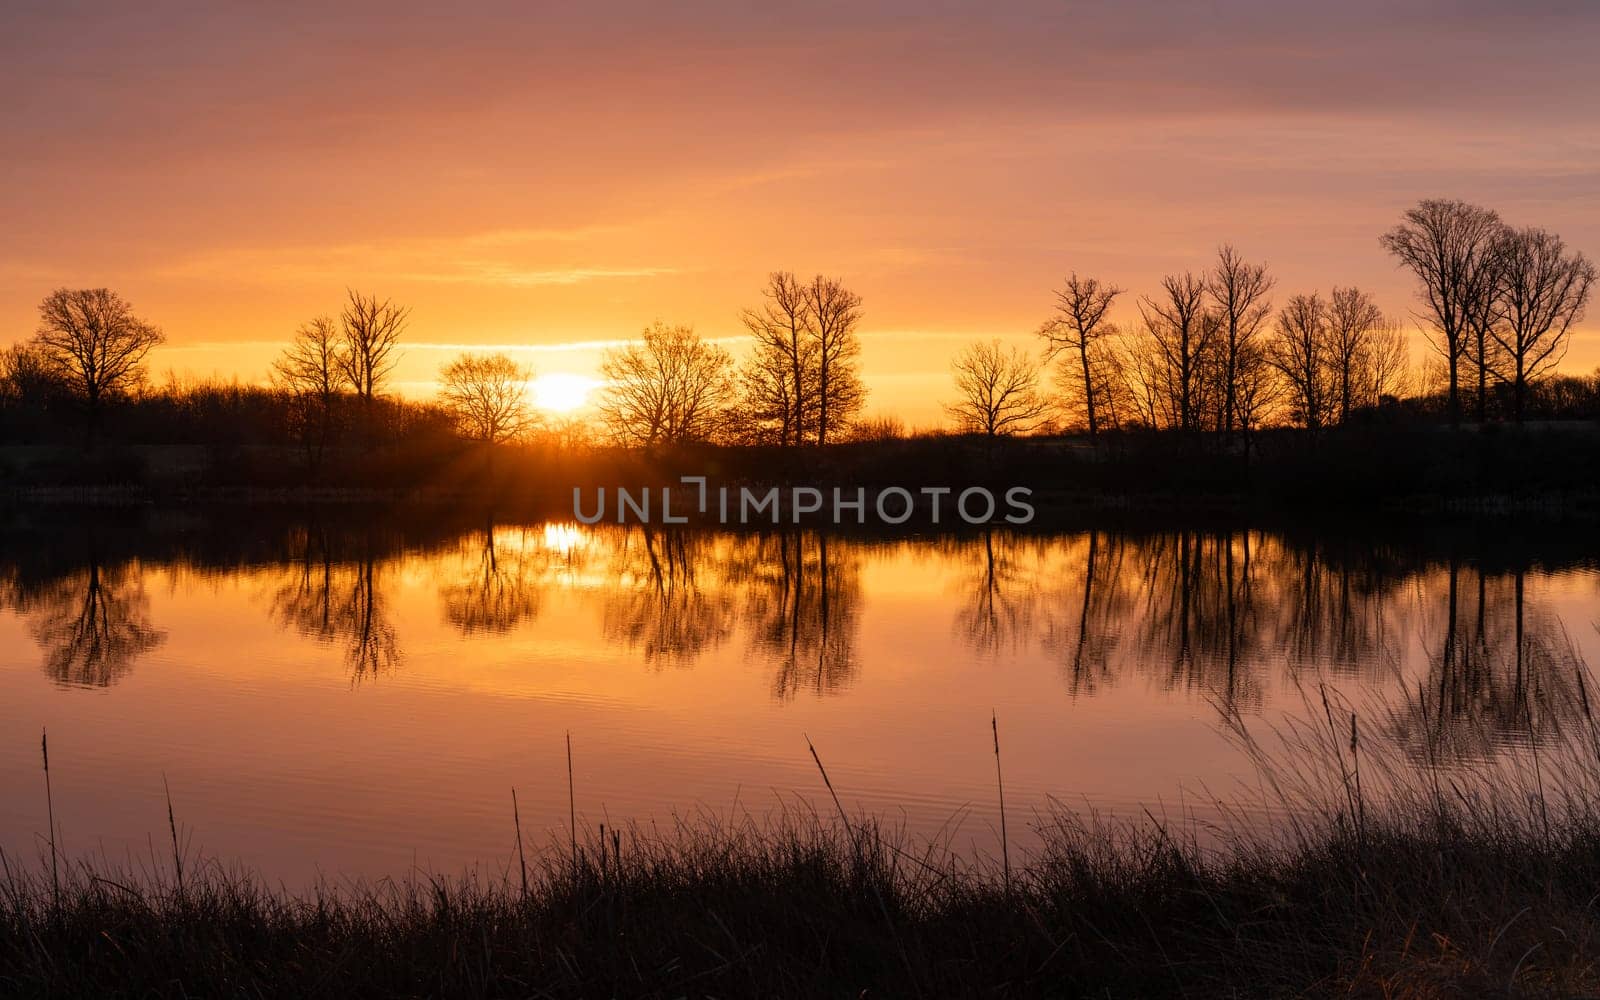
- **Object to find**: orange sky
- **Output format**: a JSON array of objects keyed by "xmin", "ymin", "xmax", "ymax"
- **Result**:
[{"xmin": 4, "ymin": 1, "xmax": 1598, "ymax": 426}]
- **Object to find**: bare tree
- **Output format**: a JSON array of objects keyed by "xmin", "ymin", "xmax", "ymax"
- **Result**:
[
  {"xmin": 274, "ymin": 316, "xmax": 342, "ymax": 400},
  {"xmin": 1464, "ymin": 242, "xmax": 1505, "ymax": 425},
  {"xmin": 438, "ymin": 351, "xmax": 536, "ymax": 444},
  {"xmin": 740, "ymin": 273, "xmax": 815, "ymax": 446},
  {"xmin": 0, "ymin": 341, "xmax": 62, "ymax": 406},
  {"xmin": 1325, "ymin": 286, "xmax": 1385, "ymax": 425},
  {"xmin": 1380, "ymin": 199, "xmax": 1501, "ymax": 426},
  {"xmin": 1038, "ymin": 273, "xmax": 1122, "ymax": 438},
  {"xmin": 1233, "ymin": 341, "xmax": 1282, "ymax": 453},
  {"xmin": 271, "ymin": 316, "xmax": 343, "ymax": 468},
  {"xmin": 1115, "ymin": 328, "xmax": 1167, "ymax": 430},
  {"xmin": 1268, "ymin": 293, "xmax": 1332, "ymax": 430},
  {"xmin": 31, "ymin": 288, "xmax": 164, "ymax": 443},
  {"xmin": 1135, "ymin": 272, "xmax": 1215, "ymax": 432},
  {"xmin": 1489, "ymin": 225, "xmax": 1596, "ymax": 424},
  {"xmin": 734, "ymin": 342, "xmax": 802, "ymax": 445},
  {"xmin": 337, "ymin": 289, "xmax": 408, "ymax": 403},
  {"xmin": 738, "ymin": 273, "xmax": 866, "ymax": 446},
  {"xmin": 803, "ymin": 275, "xmax": 866, "ymax": 445},
  {"xmin": 1205, "ymin": 246, "xmax": 1274, "ymax": 441},
  {"xmin": 598, "ymin": 322, "xmax": 735, "ymax": 447},
  {"xmin": 945, "ymin": 339, "xmax": 1051, "ymax": 437},
  {"xmin": 1360, "ymin": 320, "xmax": 1412, "ymax": 407}
]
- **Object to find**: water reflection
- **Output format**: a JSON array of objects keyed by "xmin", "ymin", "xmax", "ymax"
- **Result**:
[
  {"xmin": 269, "ymin": 528, "xmax": 399, "ymax": 681},
  {"xmin": 438, "ymin": 520, "xmax": 545, "ymax": 635},
  {"xmin": 602, "ymin": 528, "xmax": 736, "ymax": 665},
  {"xmin": 1, "ymin": 514, "xmax": 1595, "ymax": 731},
  {"xmin": 736, "ymin": 534, "xmax": 861, "ymax": 699},
  {"xmin": 951, "ymin": 530, "xmax": 1036, "ymax": 656},
  {"xmin": 9, "ymin": 556, "xmax": 167, "ymax": 687},
  {"xmin": 1390, "ymin": 564, "xmax": 1589, "ymax": 760}
]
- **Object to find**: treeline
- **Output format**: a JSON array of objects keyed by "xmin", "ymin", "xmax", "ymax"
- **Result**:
[
  {"xmin": 1, "ymin": 198, "xmax": 1597, "ymax": 496},
  {"xmin": 948, "ymin": 199, "xmax": 1597, "ymax": 444}
]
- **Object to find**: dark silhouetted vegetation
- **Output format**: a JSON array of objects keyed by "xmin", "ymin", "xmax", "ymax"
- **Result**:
[{"xmin": 2, "ymin": 204, "xmax": 1598, "ymax": 512}]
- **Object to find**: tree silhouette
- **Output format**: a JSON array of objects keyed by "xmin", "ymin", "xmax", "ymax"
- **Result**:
[
  {"xmin": 1489, "ymin": 226, "xmax": 1596, "ymax": 424},
  {"xmin": 1381, "ymin": 199, "xmax": 1501, "ymax": 426},
  {"xmin": 739, "ymin": 272, "xmax": 816, "ymax": 446},
  {"xmin": 336, "ymin": 290, "xmax": 407, "ymax": 404},
  {"xmin": 945, "ymin": 339, "xmax": 1051, "ymax": 437},
  {"xmin": 1325, "ymin": 286, "xmax": 1386, "ymax": 425},
  {"xmin": 1206, "ymin": 246, "xmax": 1275, "ymax": 442},
  {"xmin": 1038, "ymin": 273, "xmax": 1123, "ymax": 438},
  {"xmin": 803, "ymin": 275, "xmax": 866, "ymax": 445},
  {"xmin": 1131, "ymin": 272, "xmax": 1216, "ymax": 432},
  {"xmin": 737, "ymin": 273, "xmax": 866, "ymax": 445},
  {"xmin": 597, "ymin": 323, "xmax": 734, "ymax": 447},
  {"xmin": 438, "ymin": 352, "xmax": 537, "ymax": 445},
  {"xmin": 1268, "ymin": 293, "xmax": 1333, "ymax": 431},
  {"xmin": 31, "ymin": 288, "xmax": 163, "ymax": 447},
  {"xmin": 271, "ymin": 316, "xmax": 343, "ymax": 471}
]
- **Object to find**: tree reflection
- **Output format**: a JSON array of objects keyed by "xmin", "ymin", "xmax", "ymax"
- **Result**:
[
  {"xmin": 1123, "ymin": 530, "xmax": 1267, "ymax": 707},
  {"xmin": 337, "ymin": 555, "xmax": 399, "ymax": 681},
  {"xmin": 1264, "ymin": 537, "xmax": 1397, "ymax": 680},
  {"xmin": 951, "ymin": 530, "xmax": 1037, "ymax": 655},
  {"xmin": 1039, "ymin": 530, "xmax": 1130, "ymax": 697},
  {"xmin": 269, "ymin": 526, "xmax": 339, "ymax": 642},
  {"xmin": 1390, "ymin": 565, "xmax": 1585, "ymax": 759},
  {"xmin": 601, "ymin": 528, "xmax": 735, "ymax": 664},
  {"xmin": 438, "ymin": 519, "xmax": 542, "ymax": 635},
  {"xmin": 732, "ymin": 533, "xmax": 861, "ymax": 699},
  {"xmin": 269, "ymin": 528, "xmax": 399, "ymax": 681},
  {"xmin": 7, "ymin": 513, "xmax": 1589, "ymax": 729},
  {"xmin": 17, "ymin": 557, "xmax": 167, "ymax": 687}
]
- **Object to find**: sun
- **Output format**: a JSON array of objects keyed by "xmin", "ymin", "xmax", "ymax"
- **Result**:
[{"xmin": 531, "ymin": 373, "xmax": 597, "ymax": 413}]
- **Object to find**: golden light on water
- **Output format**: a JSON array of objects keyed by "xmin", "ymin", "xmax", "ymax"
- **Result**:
[
  {"xmin": 541, "ymin": 522, "xmax": 590, "ymax": 554},
  {"xmin": 531, "ymin": 374, "xmax": 599, "ymax": 413}
]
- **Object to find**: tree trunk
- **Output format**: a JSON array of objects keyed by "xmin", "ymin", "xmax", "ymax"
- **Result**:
[
  {"xmin": 1080, "ymin": 345, "xmax": 1097, "ymax": 439},
  {"xmin": 1475, "ymin": 328, "xmax": 1487, "ymax": 424},
  {"xmin": 1447, "ymin": 354, "xmax": 1460, "ymax": 427}
]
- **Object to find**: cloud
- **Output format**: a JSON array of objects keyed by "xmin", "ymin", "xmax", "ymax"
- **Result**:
[
  {"xmin": 157, "ymin": 229, "xmax": 679, "ymax": 289},
  {"xmin": 405, "ymin": 265, "xmax": 680, "ymax": 287}
]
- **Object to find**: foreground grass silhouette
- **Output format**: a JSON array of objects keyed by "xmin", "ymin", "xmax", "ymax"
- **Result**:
[{"xmin": 6, "ymin": 690, "xmax": 1600, "ymax": 998}]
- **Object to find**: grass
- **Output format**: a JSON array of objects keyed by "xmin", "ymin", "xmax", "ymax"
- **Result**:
[{"xmin": 6, "ymin": 681, "xmax": 1600, "ymax": 998}]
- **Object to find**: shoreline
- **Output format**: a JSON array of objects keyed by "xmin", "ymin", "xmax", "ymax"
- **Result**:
[{"xmin": 5, "ymin": 483, "xmax": 1600, "ymax": 521}]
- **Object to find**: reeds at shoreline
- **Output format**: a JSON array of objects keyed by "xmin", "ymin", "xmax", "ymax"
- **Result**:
[{"xmin": 6, "ymin": 677, "xmax": 1600, "ymax": 998}]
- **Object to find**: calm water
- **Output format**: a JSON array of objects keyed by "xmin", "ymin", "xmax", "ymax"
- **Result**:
[{"xmin": 3, "ymin": 510, "xmax": 1597, "ymax": 886}]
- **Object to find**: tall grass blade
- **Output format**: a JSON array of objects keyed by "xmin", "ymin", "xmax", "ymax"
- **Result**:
[
  {"xmin": 992, "ymin": 710, "xmax": 1010, "ymax": 894},
  {"xmin": 40, "ymin": 728, "xmax": 58, "ymax": 916}
]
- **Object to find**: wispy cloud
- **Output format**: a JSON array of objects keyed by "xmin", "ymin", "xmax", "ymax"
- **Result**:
[
  {"xmin": 156, "ymin": 227, "xmax": 679, "ymax": 289},
  {"xmin": 402, "ymin": 264, "xmax": 680, "ymax": 287}
]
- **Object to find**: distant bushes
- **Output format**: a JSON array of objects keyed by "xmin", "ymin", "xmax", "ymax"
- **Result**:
[{"xmin": 2, "ymin": 361, "xmax": 1599, "ymax": 510}]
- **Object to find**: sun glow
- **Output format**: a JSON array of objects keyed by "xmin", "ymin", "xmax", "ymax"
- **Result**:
[
  {"xmin": 531, "ymin": 373, "xmax": 598, "ymax": 413},
  {"xmin": 541, "ymin": 522, "xmax": 590, "ymax": 554}
]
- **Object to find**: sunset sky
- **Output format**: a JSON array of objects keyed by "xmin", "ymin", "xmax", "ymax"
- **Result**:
[{"xmin": 4, "ymin": 0, "xmax": 1598, "ymax": 424}]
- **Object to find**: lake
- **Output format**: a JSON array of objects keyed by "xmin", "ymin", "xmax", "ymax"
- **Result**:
[{"xmin": 3, "ymin": 508, "xmax": 1597, "ymax": 887}]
